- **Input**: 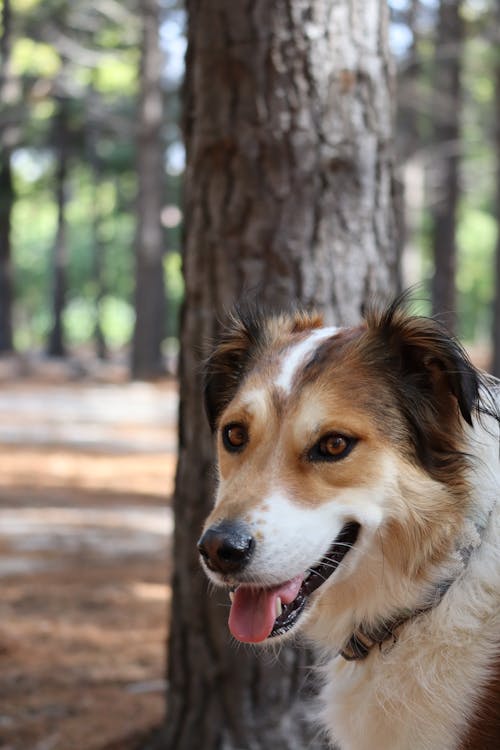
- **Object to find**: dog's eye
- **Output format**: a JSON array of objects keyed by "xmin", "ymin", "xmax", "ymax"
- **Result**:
[
  {"xmin": 309, "ymin": 433, "xmax": 355, "ymax": 462},
  {"xmin": 222, "ymin": 423, "xmax": 249, "ymax": 452}
]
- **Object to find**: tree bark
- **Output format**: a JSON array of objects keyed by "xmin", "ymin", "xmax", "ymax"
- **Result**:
[
  {"xmin": 160, "ymin": 2, "xmax": 399, "ymax": 749},
  {"xmin": 0, "ymin": 158, "xmax": 13, "ymax": 353},
  {"xmin": 430, "ymin": 0, "xmax": 463, "ymax": 333},
  {"xmin": 0, "ymin": 0, "xmax": 14, "ymax": 353},
  {"xmin": 91, "ymin": 187, "xmax": 107, "ymax": 361},
  {"xmin": 47, "ymin": 97, "xmax": 69, "ymax": 358},
  {"xmin": 491, "ymin": 13, "xmax": 500, "ymax": 377},
  {"xmin": 131, "ymin": 0, "xmax": 166, "ymax": 380},
  {"xmin": 86, "ymin": 85, "xmax": 108, "ymax": 361},
  {"xmin": 396, "ymin": 0, "xmax": 422, "ymax": 161}
]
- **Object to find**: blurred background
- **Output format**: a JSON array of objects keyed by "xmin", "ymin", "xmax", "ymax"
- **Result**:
[
  {"xmin": 0, "ymin": 0, "xmax": 498, "ymax": 372},
  {"xmin": 0, "ymin": 0, "xmax": 498, "ymax": 749},
  {"xmin": 0, "ymin": 0, "xmax": 185, "ymax": 379}
]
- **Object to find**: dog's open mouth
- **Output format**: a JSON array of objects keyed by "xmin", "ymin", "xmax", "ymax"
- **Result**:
[{"xmin": 227, "ymin": 521, "xmax": 360, "ymax": 643}]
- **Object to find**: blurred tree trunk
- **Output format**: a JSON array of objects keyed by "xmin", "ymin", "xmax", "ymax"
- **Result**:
[
  {"xmin": 47, "ymin": 97, "xmax": 69, "ymax": 358},
  {"xmin": 0, "ymin": 158, "xmax": 13, "ymax": 353},
  {"xmin": 91, "ymin": 185, "xmax": 107, "ymax": 361},
  {"xmin": 397, "ymin": 0, "xmax": 422, "ymax": 161},
  {"xmin": 131, "ymin": 0, "xmax": 166, "ymax": 379},
  {"xmin": 430, "ymin": 0, "xmax": 463, "ymax": 333},
  {"xmin": 87, "ymin": 86, "xmax": 107, "ymax": 360},
  {"xmin": 157, "ymin": 2, "xmax": 399, "ymax": 750},
  {"xmin": 0, "ymin": 0, "xmax": 14, "ymax": 353},
  {"xmin": 491, "ymin": 20, "xmax": 500, "ymax": 377}
]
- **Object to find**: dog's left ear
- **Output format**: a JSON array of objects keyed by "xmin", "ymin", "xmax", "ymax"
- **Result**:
[
  {"xmin": 203, "ymin": 309, "xmax": 264, "ymax": 432},
  {"xmin": 366, "ymin": 299, "xmax": 479, "ymax": 428}
]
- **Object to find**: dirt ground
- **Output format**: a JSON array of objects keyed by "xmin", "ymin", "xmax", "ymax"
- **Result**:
[{"xmin": 0, "ymin": 379, "xmax": 177, "ymax": 750}]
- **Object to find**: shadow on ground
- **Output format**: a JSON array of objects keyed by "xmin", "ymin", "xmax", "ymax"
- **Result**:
[{"xmin": 0, "ymin": 380, "xmax": 177, "ymax": 750}]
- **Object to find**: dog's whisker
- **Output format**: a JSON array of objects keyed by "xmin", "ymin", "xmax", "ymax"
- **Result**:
[
  {"xmin": 319, "ymin": 557, "xmax": 352, "ymax": 569},
  {"xmin": 306, "ymin": 562, "xmax": 348, "ymax": 581}
]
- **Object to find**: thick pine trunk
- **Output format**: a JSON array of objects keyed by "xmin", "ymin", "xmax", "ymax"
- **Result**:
[
  {"xmin": 131, "ymin": 0, "xmax": 166, "ymax": 380},
  {"xmin": 161, "ymin": 2, "xmax": 398, "ymax": 749},
  {"xmin": 430, "ymin": 0, "xmax": 463, "ymax": 333}
]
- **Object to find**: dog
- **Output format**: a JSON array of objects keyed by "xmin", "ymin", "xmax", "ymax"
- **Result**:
[{"xmin": 197, "ymin": 297, "xmax": 500, "ymax": 750}]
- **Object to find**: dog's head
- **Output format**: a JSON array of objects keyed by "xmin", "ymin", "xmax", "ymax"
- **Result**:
[{"xmin": 198, "ymin": 299, "xmax": 480, "ymax": 644}]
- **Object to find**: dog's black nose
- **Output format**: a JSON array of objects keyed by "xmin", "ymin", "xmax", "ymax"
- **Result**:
[{"xmin": 197, "ymin": 522, "xmax": 255, "ymax": 574}]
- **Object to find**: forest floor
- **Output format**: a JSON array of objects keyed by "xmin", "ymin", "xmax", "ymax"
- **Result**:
[{"xmin": 0, "ymin": 374, "xmax": 178, "ymax": 750}]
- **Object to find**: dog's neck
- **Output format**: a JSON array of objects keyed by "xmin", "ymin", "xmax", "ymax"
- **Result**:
[{"xmin": 339, "ymin": 508, "xmax": 495, "ymax": 661}]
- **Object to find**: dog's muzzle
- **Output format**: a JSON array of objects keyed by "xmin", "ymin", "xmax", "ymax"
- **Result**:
[{"xmin": 198, "ymin": 518, "xmax": 361, "ymax": 643}]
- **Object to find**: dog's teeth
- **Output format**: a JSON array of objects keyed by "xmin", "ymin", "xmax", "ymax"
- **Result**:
[
  {"xmin": 275, "ymin": 597, "xmax": 282, "ymax": 617},
  {"xmin": 229, "ymin": 591, "xmax": 235, "ymax": 602}
]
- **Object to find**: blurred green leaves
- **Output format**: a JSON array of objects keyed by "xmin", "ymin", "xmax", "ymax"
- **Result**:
[{"xmin": 6, "ymin": 0, "xmax": 184, "ymax": 356}]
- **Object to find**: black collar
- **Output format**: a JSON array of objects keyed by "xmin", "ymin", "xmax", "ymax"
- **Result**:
[
  {"xmin": 340, "ymin": 580, "xmax": 453, "ymax": 661},
  {"xmin": 339, "ymin": 509, "xmax": 494, "ymax": 662}
]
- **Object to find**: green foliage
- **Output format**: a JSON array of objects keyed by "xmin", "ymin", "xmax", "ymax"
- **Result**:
[
  {"xmin": 11, "ymin": 174, "xmax": 55, "ymax": 348},
  {"xmin": 93, "ymin": 52, "xmax": 139, "ymax": 95},
  {"xmin": 398, "ymin": 2, "xmax": 499, "ymax": 352},
  {"xmin": 63, "ymin": 297, "xmax": 96, "ymax": 344},
  {"xmin": 6, "ymin": 0, "xmax": 185, "ymax": 357},
  {"xmin": 11, "ymin": 151, "xmax": 142, "ymax": 349},
  {"xmin": 165, "ymin": 250, "xmax": 183, "ymax": 338},
  {"xmin": 11, "ymin": 37, "xmax": 61, "ymax": 76},
  {"xmin": 457, "ymin": 208, "xmax": 497, "ymax": 341},
  {"xmin": 99, "ymin": 296, "xmax": 135, "ymax": 347}
]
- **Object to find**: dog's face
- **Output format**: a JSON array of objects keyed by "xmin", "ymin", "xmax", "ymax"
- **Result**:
[{"xmin": 198, "ymin": 301, "xmax": 479, "ymax": 644}]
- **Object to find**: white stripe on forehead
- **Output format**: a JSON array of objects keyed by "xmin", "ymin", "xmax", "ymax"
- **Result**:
[{"xmin": 274, "ymin": 327, "xmax": 341, "ymax": 394}]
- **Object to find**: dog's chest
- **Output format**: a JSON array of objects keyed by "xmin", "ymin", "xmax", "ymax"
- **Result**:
[
  {"xmin": 320, "ymin": 654, "xmax": 461, "ymax": 750},
  {"xmin": 319, "ymin": 599, "xmax": 499, "ymax": 750}
]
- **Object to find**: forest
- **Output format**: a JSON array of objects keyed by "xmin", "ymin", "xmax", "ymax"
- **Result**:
[
  {"xmin": 1, "ymin": 1, "xmax": 500, "ymax": 749},
  {"xmin": 0, "ymin": 0, "xmax": 185, "ymax": 378},
  {"xmin": 0, "ymin": 0, "xmax": 499, "ymax": 375}
]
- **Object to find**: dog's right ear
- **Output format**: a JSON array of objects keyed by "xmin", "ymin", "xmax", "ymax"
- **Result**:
[{"xmin": 203, "ymin": 309, "xmax": 264, "ymax": 432}]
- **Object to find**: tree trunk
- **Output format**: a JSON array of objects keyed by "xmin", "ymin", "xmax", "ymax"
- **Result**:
[
  {"xmin": 131, "ymin": 0, "xmax": 166, "ymax": 380},
  {"xmin": 47, "ymin": 97, "xmax": 69, "ymax": 358},
  {"xmin": 397, "ymin": 0, "xmax": 422, "ymax": 161},
  {"xmin": 160, "ymin": 2, "xmax": 399, "ymax": 749},
  {"xmin": 91, "ymin": 191, "xmax": 107, "ymax": 361},
  {"xmin": 491, "ymin": 13, "xmax": 500, "ymax": 377},
  {"xmin": 0, "ymin": 158, "xmax": 13, "ymax": 353},
  {"xmin": 430, "ymin": 0, "xmax": 463, "ymax": 333},
  {"xmin": 87, "ymin": 86, "xmax": 108, "ymax": 361},
  {"xmin": 0, "ymin": 0, "xmax": 14, "ymax": 353}
]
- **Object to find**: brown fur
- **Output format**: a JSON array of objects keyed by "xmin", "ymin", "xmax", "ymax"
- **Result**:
[
  {"xmin": 208, "ymin": 334, "xmax": 469, "ymax": 579},
  {"xmin": 204, "ymin": 308, "xmax": 324, "ymax": 430},
  {"xmin": 206, "ymin": 301, "xmax": 478, "ymax": 489},
  {"xmin": 459, "ymin": 657, "xmax": 500, "ymax": 749}
]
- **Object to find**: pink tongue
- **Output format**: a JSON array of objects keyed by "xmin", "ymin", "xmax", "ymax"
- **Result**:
[{"xmin": 228, "ymin": 574, "xmax": 303, "ymax": 643}]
